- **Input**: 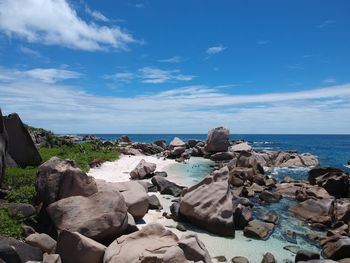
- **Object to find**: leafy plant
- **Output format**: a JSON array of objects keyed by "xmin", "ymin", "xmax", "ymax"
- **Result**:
[{"xmin": 0, "ymin": 208, "xmax": 23, "ymax": 239}]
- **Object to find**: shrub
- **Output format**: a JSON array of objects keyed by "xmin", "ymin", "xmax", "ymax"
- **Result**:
[
  {"xmin": 0, "ymin": 208, "xmax": 23, "ymax": 239},
  {"xmin": 5, "ymin": 185, "xmax": 36, "ymax": 204}
]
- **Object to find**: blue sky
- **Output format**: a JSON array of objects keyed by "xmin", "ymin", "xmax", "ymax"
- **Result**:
[{"xmin": 0, "ymin": 0, "xmax": 349, "ymax": 134}]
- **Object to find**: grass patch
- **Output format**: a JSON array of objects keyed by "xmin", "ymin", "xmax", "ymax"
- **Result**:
[
  {"xmin": 0, "ymin": 208, "xmax": 23, "ymax": 239},
  {"xmin": 5, "ymin": 185, "xmax": 36, "ymax": 204}
]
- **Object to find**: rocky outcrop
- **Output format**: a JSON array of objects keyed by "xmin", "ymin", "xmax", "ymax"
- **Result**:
[
  {"xmin": 204, "ymin": 127, "xmax": 230, "ymax": 153},
  {"xmin": 3, "ymin": 113, "xmax": 42, "ymax": 167},
  {"xmin": 47, "ymin": 191, "xmax": 128, "ymax": 243},
  {"xmin": 118, "ymin": 135, "xmax": 131, "ymax": 144},
  {"xmin": 0, "ymin": 109, "xmax": 8, "ymax": 186},
  {"xmin": 0, "ymin": 235, "xmax": 43, "ymax": 262},
  {"xmin": 179, "ymin": 166, "xmax": 234, "ymax": 237},
  {"xmin": 288, "ymin": 199, "xmax": 333, "ymax": 225},
  {"xmin": 308, "ymin": 167, "xmax": 349, "ymax": 197},
  {"xmin": 210, "ymin": 151, "xmax": 235, "ymax": 161},
  {"xmin": 96, "ymin": 179, "xmax": 149, "ymax": 219},
  {"xmin": 151, "ymin": 176, "xmax": 184, "ymax": 197},
  {"xmin": 131, "ymin": 142, "xmax": 164, "ymax": 155},
  {"xmin": 104, "ymin": 223, "xmax": 212, "ymax": 263},
  {"xmin": 129, "ymin": 159, "xmax": 156, "ymax": 179},
  {"xmin": 236, "ymin": 151, "xmax": 264, "ymax": 175},
  {"xmin": 56, "ymin": 230, "xmax": 106, "ymax": 263},
  {"xmin": 165, "ymin": 137, "xmax": 186, "ymax": 158},
  {"xmin": 36, "ymin": 157, "xmax": 98, "ymax": 206},
  {"xmin": 254, "ymin": 151, "xmax": 319, "ymax": 168},
  {"xmin": 230, "ymin": 142, "xmax": 252, "ymax": 152}
]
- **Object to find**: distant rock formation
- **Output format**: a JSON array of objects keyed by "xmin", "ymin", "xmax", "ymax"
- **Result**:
[{"xmin": 0, "ymin": 109, "xmax": 8, "ymax": 185}]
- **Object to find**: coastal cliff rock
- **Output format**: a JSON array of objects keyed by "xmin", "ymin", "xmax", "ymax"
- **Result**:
[
  {"xmin": 47, "ymin": 191, "xmax": 128, "ymax": 243},
  {"xmin": 3, "ymin": 113, "xmax": 42, "ymax": 167},
  {"xmin": 129, "ymin": 159, "xmax": 156, "ymax": 179},
  {"xmin": 56, "ymin": 230, "xmax": 106, "ymax": 263},
  {"xmin": 36, "ymin": 157, "xmax": 98, "ymax": 206},
  {"xmin": 179, "ymin": 166, "xmax": 235, "ymax": 237},
  {"xmin": 104, "ymin": 223, "xmax": 212, "ymax": 263},
  {"xmin": 96, "ymin": 179, "xmax": 149, "ymax": 219},
  {"xmin": 0, "ymin": 109, "xmax": 8, "ymax": 186},
  {"xmin": 204, "ymin": 127, "xmax": 230, "ymax": 153},
  {"xmin": 308, "ymin": 167, "xmax": 349, "ymax": 197}
]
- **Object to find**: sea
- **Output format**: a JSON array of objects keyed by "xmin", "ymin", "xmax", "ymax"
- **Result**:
[{"xmin": 82, "ymin": 133, "xmax": 350, "ymax": 261}]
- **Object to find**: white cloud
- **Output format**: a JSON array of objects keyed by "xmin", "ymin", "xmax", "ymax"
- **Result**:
[
  {"xmin": 0, "ymin": 67, "xmax": 81, "ymax": 83},
  {"xmin": 206, "ymin": 45, "xmax": 226, "ymax": 55},
  {"xmin": 318, "ymin": 20, "xmax": 336, "ymax": 29},
  {"xmin": 158, "ymin": 56, "xmax": 185, "ymax": 63},
  {"xmin": 18, "ymin": 46, "xmax": 41, "ymax": 58},
  {"xmin": 323, "ymin": 78, "xmax": 337, "ymax": 84},
  {"xmin": 85, "ymin": 6, "xmax": 109, "ymax": 22},
  {"xmin": 103, "ymin": 72, "xmax": 135, "ymax": 83},
  {"xmin": 139, "ymin": 67, "xmax": 195, "ymax": 84},
  {"xmin": 0, "ymin": 0, "xmax": 136, "ymax": 51},
  {"xmin": 1, "ymin": 78, "xmax": 350, "ymax": 134}
]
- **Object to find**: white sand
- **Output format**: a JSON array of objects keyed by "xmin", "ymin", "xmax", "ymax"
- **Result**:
[{"xmin": 88, "ymin": 154, "xmax": 318, "ymax": 262}]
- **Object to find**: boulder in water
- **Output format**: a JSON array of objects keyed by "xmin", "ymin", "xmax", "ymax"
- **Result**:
[{"xmin": 204, "ymin": 127, "xmax": 230, "ymax": 153}]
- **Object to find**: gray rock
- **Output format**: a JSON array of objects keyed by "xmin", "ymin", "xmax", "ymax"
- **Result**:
[
  {"xmin": 96, "ymin": 179, "xmax": 149, "ymax": 220},
  {"xmin": 204, "ymin": 127, "xmax": 230, "ymax": 153},
  {"xmin": 295, "ymin": 250, "xmax": 320, "ymax": 262},
  {"xmin": 178, "ymin": 233, "xmax": 212, "ymax": 263},
  {"xmin": 210, "ymin": 151, "xmax": 235, "ymax": 161},
  {"xmin": 170, "ymin": 137, "xmax": 186, "ymax": 148},
  {"xmin": 261, "ymin": 252, "xmax": 276, "ymax": 263},
  {"xmin": 1, "ymin": 202, "xmax": 36, "ymax": 219},
  {"xmin": 25, "ymin": 233, "xmax": 56, "ymax": 254},
  {"xmin": 179, "ymin": 166, "xmax": 234, "ymax": 237},
  {"xmin": 43, "ymin": 253, "xmax": 62, "ymax": 263},
  {"xmin": 36, "ymin": 157, "xmax": 98, "ymax": 206},
  {"xmin": 148, "ymin": 194, "xmax": 163, "ymax": 210},
  {"xmin": 0, "ymin": 244, "xmax": 21, "ymax": 263},
  {"xmin": 259, "ymin": 190, "xmax": 282, "ymax": 203},
  {"xmin": 243, "ymin": 220, "xmax": 275, "ymax": 240},
  {"xmin": 56, "ymin": 230, "xmax": 106, "ymax": 263},
  {"xmin": 129, "ymin": 159, "xmax": 156, "ymax": 179},
  {"xmin": 151, "ymin": 176, "xmax": 184, "ymax": 197},
  {"xmin": 232, "ymin": 256, "xmax": 249, "ymax": 263},
  {"xmin": 47, "ymin": 191, "xmax": 128, "ymax": 243},
  {"xmin": 230, "ymin": 142, "xmax": 252, "ymax": 152},
  {"xmin": 0, "ymin": 235, "xmax": 43, "ymax": 262},
  {"xmin": 3, "ymin": 113, "xmax": 42, "ymax": 167}
]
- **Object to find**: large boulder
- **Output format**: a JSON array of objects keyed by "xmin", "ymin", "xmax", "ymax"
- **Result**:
[
  {"xmin": 104, "ymin": 223, "xmax": 212, "ymax": 263},
  {"xmin": 210, "ymin": 151, "xmax": 235, "ymax": 161},
  {"xmin": 36, "ymin": 157, "xmax": 98, "ymax": 206},
  {"xmin": 96, "ymin": 179, "xmax": 149, "ymax": 219},
  {"xmin": 288, "ymin": 199, "xmax": 333, "ymax": 225},
  {"xmin": 273, "ymin": 152, "xmax": 319, "ymax": 168},
  {"xmin": 308, "ymin": 167, "xmax": 349, "ymax": 197},
  {"xmin": 230, "ymin": 142, "xmax": 252, "ymax": 152},
  {"xmin": 3, "ymin": 113, "xmax": 42, "ymax": 167},
  {"xmin": 0, "ymin": 109, "xmax": 8, "ymax": 186},
  {"xmin": 56, "ymin": 230, "xmax": 106, "ymax": 263},
  {"xmin": 104, "ymin": 223, "xmax": 179, "ymax": 263},
  {"xmin": 0, "ymin": 235, "xmax": 43, "ymax": 262},
  {"xmin": 179, "ymin": 166, "xmax": 234, "ymax": 237},
  {"xmin": 129, "ymin": 159, "xmax": 156, "ymax": 179},
  {"xmin": 204, "ymin": 127, "xmax": 230, "ymax": 153},
  {"xmin": 170, "ymin": 137, "xmax": 186, "ymax": 148},
  {"xmin": 151, "ymin": 176, "xmax": 184, "ymax": 197},
  {"xmin": 243, "ymin": 220, "xmax": 275, "ymax": 240},
  {"xmin": 47, "ymin": 191, "xmax": 128, "ymax": 243},
  {"xmin": 236, "ymin": 151, "xmax": 264, "ymax": 175},
  {"xmin": 322, "ymin": 236, "xmax": 350, "ymax": 260}
]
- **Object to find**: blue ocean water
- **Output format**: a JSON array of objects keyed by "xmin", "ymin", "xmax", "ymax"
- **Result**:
[{"xmin": 84, "ymin": 134, "xmax": 350, "ymax": 171}]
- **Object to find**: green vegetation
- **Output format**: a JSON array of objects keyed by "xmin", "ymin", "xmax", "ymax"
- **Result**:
[
  {"xmin": 5, "ymin": 185, "xmax": 37, "ymax": 204},
  {"xmin": 0, "ymin": 208, "xmax": 23, "ymax": 239}
]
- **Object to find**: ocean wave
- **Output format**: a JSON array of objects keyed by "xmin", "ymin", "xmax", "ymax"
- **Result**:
[{"xmin": 252, "ymin": 141, "xmax": 273, "ymax": 144}]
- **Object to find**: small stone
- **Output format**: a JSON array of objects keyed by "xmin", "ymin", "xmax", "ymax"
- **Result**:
[
  {"xmin": 176, "ymin": 223, "xmax": 187, "ymax": 232},
  {"xmin": 232, "ymin": 256, "xmax": 249, "ymax": 263},
  {"xmin": 214, "ymin": 255, "xmax": 227, "ymax": 262},
  {"xmin": 261, "ymin": 252, "xmax": 276, "ymax": 263}
]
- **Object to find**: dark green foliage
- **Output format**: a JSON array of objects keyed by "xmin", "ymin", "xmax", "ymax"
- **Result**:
[
  {"xmin": 5, "ymin": 185, "xmax": 36, "ymax": 204},
  {"xmin": 0, "ymin": 208, "xmax": 23, "ymax": 239}
]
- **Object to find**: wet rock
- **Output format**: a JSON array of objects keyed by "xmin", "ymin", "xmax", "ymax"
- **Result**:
[
  {"xmin": 261, "ymin": 252, "xmax": 276, "ymax": 263},
  {"xmin": 243, "ymin": 220, "xmax": 275, "ymax": 240},
  {"xmin": 234, "ymin": 204, "xmax": 252, "ymax": 230},
  {"xmin": 36, "ymin": 157, "xmax": 98, "ymax": 206},
  {"xmin": 25, "ymin": 233, "xmax": 56, "ymax": 253},
  {"xmin": 261, "ymin": 212, "xmax": 279, "ymax": 225},
  {"xmin": 3, "ymin": 113, "xmax": 42, "ymax": 167},
  {"xmin": 288, "ymin": 199, "xmax": 333, "ymax": 225},
  {"xmin": 284, "ymin": 230, "xmax": 297, "ymax": 244},
  {"xmin": 0, "ymin": 235, "xmax": 43, "ymax": 262},
  {"xmin": 213, "ymin": 255, "xmax": 227, "ymax": 262},
  {"xmin": 308, "ymin": 167, "xmax": 349, "ymax": 197},
  {"xmin": 179, "ymin": 167, "xmax": 234, "ymax": 237},
  {"xmin": 129, "ymin": 159, "xmax": 156, "ymax": 179},
  {"xmin": 151, "ymin": 176, "xmax": 184, "ymax": 197},
  {"xmin": 148, "ymin": 194, "xmax": 163, "ymax": 210},
  {"xmin": 204, "ymin": 127, "xmax": 230, "ymax": 153},
  {"xmin": 259, "ymin": 190, "xmax": 282, "ymax": 203},
  {"xmin": 231, "ymin": 256, "xmax": 249, "ymax": 263},
  {"xmin": 295, "ymin": 250, "xmax": 320, "ymax": 262},
  {"xmin": 47, "ymin": 191, "xmax": 128, "ymax": 243},
  {"xmin": 56, "ymin": 230, "xmax": 106, "ymax": 263},
  {"xmin": 284, "ymin": 245, "xmax": 301, "ymax": 254},
  {"xmin": 96, "ymin": 179, "xmax": 149, "ymax": 220}
]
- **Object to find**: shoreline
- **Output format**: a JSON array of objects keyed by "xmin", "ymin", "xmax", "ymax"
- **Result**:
[{"xmin": 88, "ymin": 154, "xmax": 320, "ymax": 262}]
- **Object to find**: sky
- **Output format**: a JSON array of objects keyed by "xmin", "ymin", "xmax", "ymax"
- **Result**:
[{"xmin": 0, "ymin": 0, "xmax": 349, "ymax": 134}]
